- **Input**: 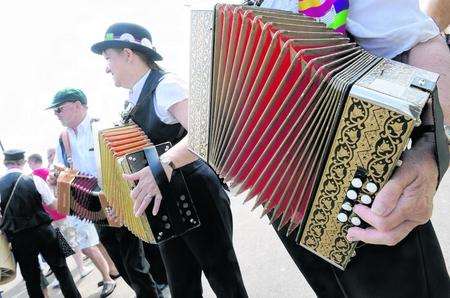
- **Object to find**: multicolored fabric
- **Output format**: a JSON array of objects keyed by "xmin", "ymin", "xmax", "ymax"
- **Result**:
[{"xmin": 298, "ymin": 0, "xmax": 349, "ymax": 33}]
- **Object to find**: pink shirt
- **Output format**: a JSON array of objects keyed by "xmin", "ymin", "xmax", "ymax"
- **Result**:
[{"xmin": 32, "ymin": 168, "xmax": 66, "ymax": 221}]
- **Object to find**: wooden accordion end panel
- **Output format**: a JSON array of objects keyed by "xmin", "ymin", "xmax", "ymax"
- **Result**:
[
  {"xmin": 56, "ymin": 168, "xmax": 119, "ymax": 227},
  {"xmin": 98, "ymin": 124, "xmax": 155, "ymax": 242},
  {"xmin": 188, "ymin": 4, "xmax": 438, "ymax": 269}
]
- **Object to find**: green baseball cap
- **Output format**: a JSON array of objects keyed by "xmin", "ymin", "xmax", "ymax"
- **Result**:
[{"xmin": 47, "ymin": 88, "xmax": 87, "ymax": 109}]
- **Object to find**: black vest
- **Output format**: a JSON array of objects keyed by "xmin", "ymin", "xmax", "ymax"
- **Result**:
[
  {"xmin": 131, "ymin": 70, "xmax": 186, "ymax": 145},
  {"xmin": 0, "ymin": 172, "xmax": 52, "ymax": 236}
]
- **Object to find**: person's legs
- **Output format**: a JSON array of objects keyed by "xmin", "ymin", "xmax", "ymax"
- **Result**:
[
  {"xmin": 82, "ymin": 245, "xmax": 114, "ymax": 283},
  {"xmin": 274, "ymin": 218, "xmax": 450, "ymax": 298},
  {"xmin": 97, "ymin": 242, "xmax": 119, "ymax": 276},
  {"xmin": 116, "ymin": 227, "xmax": 159, "ymax": 298},
  {"xmin": 272, "ymin": 219, "xmax": 345, "ymax": 298},
  {"xmin": 11, "ymin": 233, "xmax": 43, "ymax": 298},
  {"xmin": 97, "ymin": 226, "xmax": 132, "ymax": 285},
  {"xmin": 39, "ymin": 270, "xmax": 50, "ymax": 298},
  {"xmin": 74, "ymin": 218, "xmax": 113, "ymax": 283},
  {"xmin": 159, "ymin": 237, "xmax": 202, "ymax": 298},
  {"xmin": 162, "ymin": 161, "xmax": 247, "ymax": 298},
  {"xmin": 37, "ymin": 225, "xmax": 81, "ymax": 298},
  {"xmin": 143, "ymin": 242, "xmax": 167, "ymax": 285},
  {"xmin": 68, "ymin": 246, "xmax": 88, "ymax": 277}
]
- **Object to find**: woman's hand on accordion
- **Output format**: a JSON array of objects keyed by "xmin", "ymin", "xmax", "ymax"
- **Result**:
[
  {"xmin": 347, "ymin": 135, "xmax": 438, "ymax": 246},
  {"xmin": 123, "ymin": 164, "xmax": 172, "ymax": 217}
]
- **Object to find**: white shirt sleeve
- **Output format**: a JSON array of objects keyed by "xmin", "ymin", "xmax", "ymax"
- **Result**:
[
  {"xmin": 347, "ymin": 0, "xmax": 440, "ymax": 58},
  {"xmin": 153, "ymin": 73, "xmax": 188, "ymax": 124},
  {"xmin": 32, "ymin": 175, "xmax": 56, "ymax": 205}
]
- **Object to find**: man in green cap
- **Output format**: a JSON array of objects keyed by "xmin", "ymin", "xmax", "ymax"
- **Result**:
[
  {"xmin": 48, "ymin": 88, "xmax": 165, "ymax": 298},
  {"xmin": 0, "ymin": 149, "xmax": 81, "ymax": 298}
]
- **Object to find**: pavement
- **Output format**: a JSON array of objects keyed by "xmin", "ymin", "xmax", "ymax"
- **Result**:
[{"xmin": 1, "ymin": 172, "xmax": 449, "ymax": 298}]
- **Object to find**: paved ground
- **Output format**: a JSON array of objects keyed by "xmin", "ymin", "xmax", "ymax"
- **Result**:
[{"xmin": 1, "ymin": 172, "xmax": 449, "ymax": 298}]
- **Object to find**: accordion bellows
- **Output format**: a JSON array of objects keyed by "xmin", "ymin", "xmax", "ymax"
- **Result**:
[
  {"xmin": 98, "ymin": 124, "xmax": 155, "ymax": 242},
  {"xmin": 188, "ymin": 4, "xmax": 438, "ymax": 269},
  {"xmin": 56, "ymin": 168, "xmax": 111, "ymax": 226}
]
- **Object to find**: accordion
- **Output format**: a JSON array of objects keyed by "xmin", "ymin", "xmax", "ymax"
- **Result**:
[
  {"xmin": 188, "ymin": 4, "xmax": 439, "ymax": 269},
  {"xmin": 96, "ymin": 124, "xmax": 200, "ymax": 243},
  {"xmin": 56, "ymin": 167, "xmax": 119, "ymax": 227}
]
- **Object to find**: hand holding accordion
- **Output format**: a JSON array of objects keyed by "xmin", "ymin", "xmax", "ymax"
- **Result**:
[
  {"xmin": 97, "ymin": 124, "xmax": 200, "ymax": 243},
  {"xmin": 188, "ymin": 4, "xmax": 439, "ymax": 269}
]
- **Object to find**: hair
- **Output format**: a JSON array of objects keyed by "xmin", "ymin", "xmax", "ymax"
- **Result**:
[
  {"xmin": 4, "ymin": 159, "xmax": 25, "ymax": 167},
  {"xmin": 28, "ymin": 153, "xmax": 43, "ymax": 164},
  {"xmin": 113, "ymin": 48, "xmax": 162, "ymax": 70}
]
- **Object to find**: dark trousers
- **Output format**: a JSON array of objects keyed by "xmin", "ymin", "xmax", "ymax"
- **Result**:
[
  {"xmin": 159, "ymin": 161, "xmax": 247, "ymax": 298},
  {"xmin": 97, "ymin": 225, "xmax": 159, "ymax": 298},
  {"xmin": 274, "ymin": 220, "xmax": 450, "ymax": 298},
  {"xmin": 143, "ymin": 242, "xmax": 168, "ymax": 285},
  {"xmin": 10, "ymin": 224, "xmax": 80, "ymax": 298}
]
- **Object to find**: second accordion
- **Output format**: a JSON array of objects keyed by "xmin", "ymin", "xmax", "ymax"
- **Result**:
[
  {"xmin": 97, "ymin": 124, "xmax": 200, "ymax": 243},
  {"xmin": 187, "ymin": 4, "xmax": 439, "ymax": 269}
]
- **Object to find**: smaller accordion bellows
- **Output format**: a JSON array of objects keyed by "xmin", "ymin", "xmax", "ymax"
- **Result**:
[
  {"xmin": 56, "ymin": 168, "xmax": 112, "ymax": 226},
  {"xmin": 188, "ymin": 4, "xmax": 438, "ymax": 269},
  {"xmin": 98, "ymin": 124, "xmax": 155, "ymax": 242}
]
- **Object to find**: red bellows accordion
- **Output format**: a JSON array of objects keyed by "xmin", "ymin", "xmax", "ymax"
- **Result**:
[{"xmin": 187, "ymin": 4, "xmax": 438, "ymax": 269}]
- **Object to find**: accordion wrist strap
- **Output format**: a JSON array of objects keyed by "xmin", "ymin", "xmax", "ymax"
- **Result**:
[
  {"xmin": 430, "ymin": 88, "xmax": 449, "ymax": 183},
  {"xmin": 144, "ymin": 147, "xmax": 170, "ymax": 195}
]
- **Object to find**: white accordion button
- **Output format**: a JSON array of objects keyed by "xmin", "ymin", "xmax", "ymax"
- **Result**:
[
  {"xmin": 351, "ymin": 178, "xmax": 363, "ymax": 188},
  {"xmin": 361, "ymin": 194, "xmax": 372, "ymax": 205},
  {"xmin": 342, "ymin": 202, "xmax": 352, "ymax": 211},
  {"xmin": 346, "ymin": 189, "xmax": 357, "ymax": 200},
  {"xmin": 351, "ymin": 216, "xmax": 362, "ymax": 226},
  {"xmin": 365, "ymin": 182, "xmax": 378, "ymax": 194},
  {"xmin": 337, "ymin": 213, "xmax": 348, "ymax": 223}
]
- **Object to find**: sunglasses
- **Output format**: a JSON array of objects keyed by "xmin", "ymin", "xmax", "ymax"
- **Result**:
[{"xmin": 54, "ymin": 104, "xmax": 70, "ymax": 114}]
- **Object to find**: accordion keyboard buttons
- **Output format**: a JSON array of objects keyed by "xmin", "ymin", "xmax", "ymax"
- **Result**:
[
  {"xmin": 162, "ymin": 215, "xmax": 168, "ymax": 221},
  {"xmin": 346, "ymin": 190, "xmax": 358, "ymax": 200},
  {"xmin": 365, "ymin": 182, "xmax": 378, "ymax": 194},
  {"xmin": 360, "ymin": 194, "xmax": 372, "ymax": 205},
  {"xmin": 338, "ymin": 168, "xmax": 368, "ymax": 224},
  {"xmin": 351, "ymin": 178, "xmax": 363, "ymax": 188},
  {"xmin": 342, "ymin": 202, "xmax": 352, "ymax": 212},
  {"xmin": 337, "ymin": 213, "xmax": 348, "ymax": 223},
  {"xmin": 350, "ymin": 216, "xmax": 362, "ymax": 226}
]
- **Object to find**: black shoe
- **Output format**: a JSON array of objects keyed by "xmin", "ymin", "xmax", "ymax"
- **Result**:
[
  {"xmin": 98, "ymin": 274, "xmax": 120, "ymax": 287},
  {"xmin": 100, "ymin": 282, "xmax": 116, "ymax": 298}
]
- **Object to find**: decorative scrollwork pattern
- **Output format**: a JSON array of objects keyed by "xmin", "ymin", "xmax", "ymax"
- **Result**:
[{"xmin": 300, "ymin": 96, "xmax": 414, "ymax": 269}]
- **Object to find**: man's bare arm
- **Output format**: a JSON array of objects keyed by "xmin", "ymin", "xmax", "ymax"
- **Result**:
[
  {"xmin": 347, "ymin": 35, "xmax": 450, "ymax": 245},
  {"xmin": 423, "ymin": 0, "xmax": 450, "ymax": 31}
]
